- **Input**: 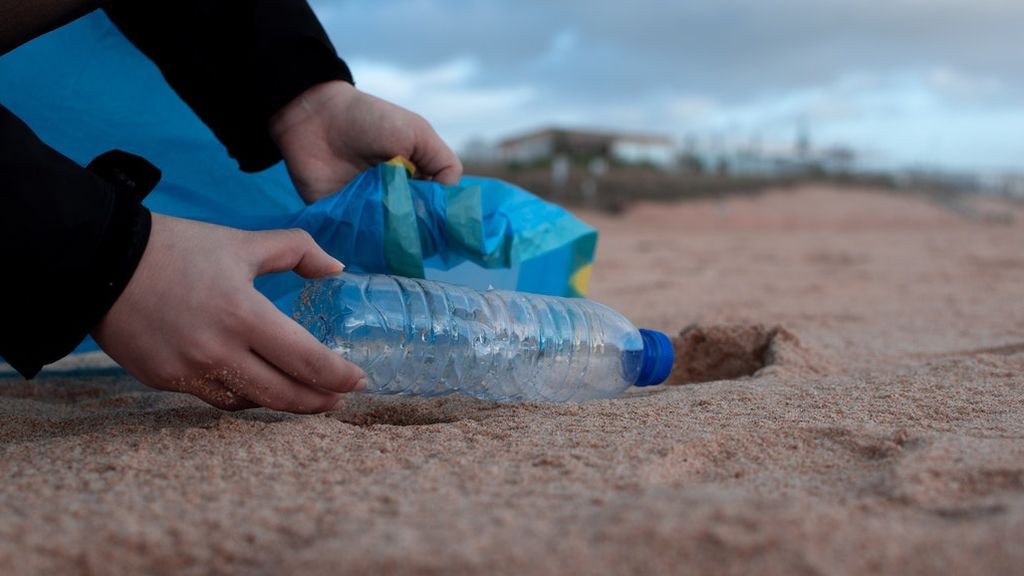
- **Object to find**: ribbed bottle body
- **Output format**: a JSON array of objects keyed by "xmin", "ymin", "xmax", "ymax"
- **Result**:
[{"xmin": 294, "ymin": 273, "xmax": 644, "ymax": 402}]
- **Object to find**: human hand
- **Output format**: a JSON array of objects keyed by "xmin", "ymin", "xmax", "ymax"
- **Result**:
[
  {"xmin": 92, "ymin": 214, "xmax": 366, "ymax": 413},
  {"xmin": 270, "ymin": 80, "xmax": 463, "ymax": 203}
]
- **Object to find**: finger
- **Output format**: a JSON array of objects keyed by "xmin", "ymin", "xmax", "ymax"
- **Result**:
[
  {"xmin": 411, "ymin": 122, "xmax": 463, "ymax": 185},
  {"xmin": 223, "ymin": 352, "xmax": 343, "ymax": 414},
  {"xmin": 248, "ymin": 228, "xmax": 343, "ymax": 278},
  {"xmin": 246, "ymin": 295, "xmax": 367, "ymax": 394},
  {"xmin": 431, "ymin": 162, "xmax": 463, "ymax": 186}
]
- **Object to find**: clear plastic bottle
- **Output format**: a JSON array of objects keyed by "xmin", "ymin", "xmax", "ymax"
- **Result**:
[{"xmin": 294, "ymin": 273, "xmax": 674, "ymax": 402}]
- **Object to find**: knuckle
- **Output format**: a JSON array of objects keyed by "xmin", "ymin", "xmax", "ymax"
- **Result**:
[
  {"xmin": 335, "ymin": 361, "xmax": 363, "ymax": 388},
  {"xmin": 180, "ymin": 350, "xmax": 211, "ymax": 371},
  {"xmin": 222, "ymin": 296, "xmax": 255, "ymax": 329},
  {"xmin": 181, "ymin": 335, "xmax": 225, "ymax": 367},
  {"xmin": 263, "ymin": 386, "xmax": 300, "ymax": 412},
  {"xmin": 238, "ymin": 230, "xmax": 263, "ymax": 252},
  {"xmin": 407, "ymin": 110, "xmax": 425, "ymax": 125},
  {"xmin": 409, "ymin": 114, "xmax": 431, "ymax": 135},
  {"xmin": 287, "ymin": 228, "xmax": 315, "ymax": 246},
  {"xmin": 299, "ymin": 347, "xmax": 330, "ymax": 380}
]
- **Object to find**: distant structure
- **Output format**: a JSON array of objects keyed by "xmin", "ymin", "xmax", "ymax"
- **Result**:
[
  {"xmin": 460, "ymin": 136, "xmax": 501, "ymax": 165},
  {"xmin": 1004, "ymin": 173, "xmax": 1024, "ymax": 198},
  {"xmin": 795, "ymin": 120, "xmax": 811, "ymax": 161},
  {"xmin": 694, "ymin": 138, "xmax": 858, "ymax": 178},
  {"xmin": 497, "ymin": 127, "xmax": 676, "ymax": 168}
]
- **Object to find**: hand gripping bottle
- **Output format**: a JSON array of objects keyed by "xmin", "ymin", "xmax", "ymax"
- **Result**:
[{"xmin": 294, "ymin": 273, "xmax": 673, "ymax": 402}]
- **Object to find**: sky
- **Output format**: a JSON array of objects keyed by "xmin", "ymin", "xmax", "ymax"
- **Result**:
[{"xmin": 311, "ymin": 0, "xmax": 1023, "ymax": 173}]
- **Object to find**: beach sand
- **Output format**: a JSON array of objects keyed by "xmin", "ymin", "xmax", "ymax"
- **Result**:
[{"xmin": 2, "ymin": 185, "xmax": 1023, "ymax": 575}]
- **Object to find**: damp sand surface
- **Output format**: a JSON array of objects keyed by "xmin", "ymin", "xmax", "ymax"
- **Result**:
[{"xmin": 3, "ymin": 185, "xmax": 1024, "ymax": 575}]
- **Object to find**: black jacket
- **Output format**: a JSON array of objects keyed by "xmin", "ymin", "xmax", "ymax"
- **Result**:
[{"xmin": 0, "ymin": 0, "xmax": 353, "ymax": 377}]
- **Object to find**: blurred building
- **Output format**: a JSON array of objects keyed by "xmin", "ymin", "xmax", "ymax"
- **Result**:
[
  {"xmin": 498, "ymin": 127, "xmax": 676, "ymax": 167},
  {"xmin": 1005, "ymin": 174, "xmax": 1024, "ymax": 198},
  {"xmin": 460, "ymin": 137, "xmax": 502, "ymax": 165}
]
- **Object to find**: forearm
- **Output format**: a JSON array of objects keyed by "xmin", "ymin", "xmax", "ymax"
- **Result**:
[
  {"xmin": 0, "ymin": 0, "xmax": 101, "ymax": 55},
  {"xmin": 0, "ymin": 105, "xmax": 153, "ymax": 376}
]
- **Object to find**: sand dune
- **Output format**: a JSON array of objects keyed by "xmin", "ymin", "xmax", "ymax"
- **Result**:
[{"xmin": 2, "ymin": 185, "xmax": 1023, "ymax": 575}]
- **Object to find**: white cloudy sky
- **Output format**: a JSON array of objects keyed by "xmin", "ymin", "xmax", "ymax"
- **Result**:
[{"xmin": 311, "ymin": 0, "xmax": 1023, "ymax": 172}]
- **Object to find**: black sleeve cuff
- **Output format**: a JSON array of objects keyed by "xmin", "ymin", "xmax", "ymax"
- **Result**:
[
  {"xmin": 78, "ymin": 152, "xmax": 156, "ymax": 352},
  {"xmin": 3, "ymin": 194, "xmax": 151, "ymax": 378}
]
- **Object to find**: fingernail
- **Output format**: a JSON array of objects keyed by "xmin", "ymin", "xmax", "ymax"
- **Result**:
[{"xmin": 353, "ymin": 377, "xmax": 368, "ymax": 392}]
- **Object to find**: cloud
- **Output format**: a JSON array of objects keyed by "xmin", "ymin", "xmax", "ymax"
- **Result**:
[
  {"xmin": 350, "ymin": 57, "xmax": 478, "ymax": 99},
  {"xmin": 312, "ymin": 0, "xmax": 1024, "ymax": 171},
  {"xmin": 347, "ymin": 58, "xmax": 537, "ymax": 142},
  {"xmin": 314, "ymin": 0, "xmax": 1024, "ymax": 100},
  {"xmin": 926, "ymin": 67, "xmax": 1003, "ymax": 102},
  {"xmin": 537, "ymin": 29, "xmax": 578, "ymax": 67}
]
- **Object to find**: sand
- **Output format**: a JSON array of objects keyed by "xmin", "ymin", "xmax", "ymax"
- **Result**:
[{"xmin": 2, "ymin": 185, "xmax": 1023, "ymax": 575}]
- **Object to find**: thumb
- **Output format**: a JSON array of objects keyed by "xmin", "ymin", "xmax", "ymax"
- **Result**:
[
  {"xmin": 248, "ymin": 228, "xmax": 344, "ymax": 278},
  {"xmin": 410, "ymin": 122, "xmax": 463, "ymax": 186}
]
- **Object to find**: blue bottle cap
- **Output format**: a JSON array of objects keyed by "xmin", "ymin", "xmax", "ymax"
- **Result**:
[{"xmin": 635, "ymin": 329, "xmax": 674, "ymax": 387}]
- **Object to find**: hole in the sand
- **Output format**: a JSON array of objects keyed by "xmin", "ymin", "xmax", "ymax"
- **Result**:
[
  {"xmin": 931, "ymin": 504, "xmax": 1007, "ymax": 521},
  {"xmin": 669, "ymin": 324, "xmax": 828, "ymax": 384}
]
